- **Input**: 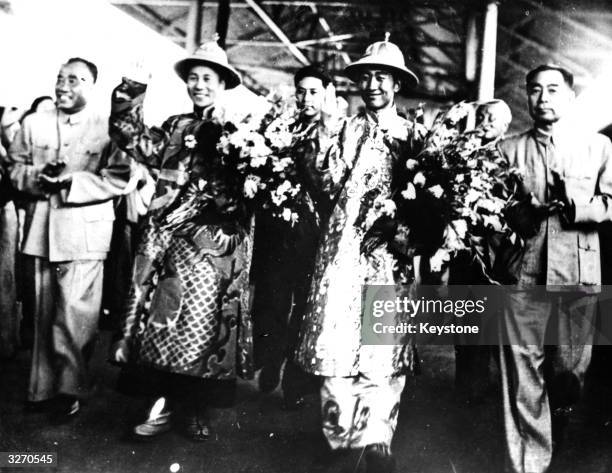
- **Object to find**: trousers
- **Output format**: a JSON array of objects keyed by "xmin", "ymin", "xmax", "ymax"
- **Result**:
[
  {"xmin": 499, "ymin": 290, "xmax": 596, "ymax": 473},
  {"xmin": 27, "ymin": 256, "xmax": 103, "ymax": 401}
]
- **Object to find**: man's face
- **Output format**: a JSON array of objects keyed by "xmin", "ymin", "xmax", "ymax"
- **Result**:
[
  {"xmin": 186, "ymin": 65, "xmax": 225, "ymax": 108},
  {"xmin": 55, "ymin": 62, "xmax": 95, "ymax": 113},
  {"xmin": 357, "ymin": 69, "xmax": 400, "ymax": 111},
  {"xmin": 526, "ymin": 70, "xmax": 574, "ymax": 126},
  {"xmin": 476, "ymin": 103, "xmax": 509, "ymax": 141},
  {"xmin": 295, "ymin": 76, "xmax": 325, "ymax": 119}
]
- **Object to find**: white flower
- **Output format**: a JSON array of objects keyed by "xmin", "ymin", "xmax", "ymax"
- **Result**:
[
  {"xmin": 445, "ymin": 101, "xmax": 472, "ymax": 125},
  {"xmin": 465, "ymin": 188, "xmax": 481, "ymax": 205},
  {"xmin": 216, "ymin": 134, "xmax": 230, "ymax": 154},
  {"xmin": 272, "ymin": 157, "xmax": 293, "ymax": 173},
  {"xmin": 250, "ymin": 155, "xmax": 268, "ymax": 167},
  {"xmin": 451, "ymin": 219, "xmax": 468, "ymax": 239},
  {"xmin": 405, "ymin": 159, "xmax": 419, "ymax": 171},
  {"xmin": 277, "ymin": 180, "xmax": 293, "ymax": 195},
  {"xmin": 379, "ymin": 199, "xmax": 396, "ymax": 217},
  {"xmin": 444, "ymin": 224, "xmax": 465, "ymax": 252},
  {"xmin": 430, "ymin": 248, "xmax": 451, "ymax": 272},
  {"xmin": 483, "ymin": 214, "xmax": 503, "ymax": 232},
  {"xmin": 413, "ymin": 172, "xmax": 426, "ymax": 187},
  {"xmin": 271, "ymin": 181, "xmax": 293, "ymax": 206},
  {"xmin": 265, "ymin": 128, "xmax": 294, "ymax": 150},
  {"xmin": 455, "ymin": 174, "xmax": 465, "ymax": 183},
  {"xmin": 476, "ymin": 198, "xmax": 503, "ymax": 214},
  {"xmin": 243, "ymin": 175, "xmax": 261, "ymax": 199},
  {"xmin": 184, "ymin": 134, "xmax": 197, "ymax": 149},
  {"xmin": 428, "ymin": 185, "xmax": 444, "ymax": 199},
  {"xmin": 282, "ymin": 207, "xmax": 292, "ymax": 221},
  {"xmin": 401, "ymin": 182, "xmax": 416, "ymax": 200}
]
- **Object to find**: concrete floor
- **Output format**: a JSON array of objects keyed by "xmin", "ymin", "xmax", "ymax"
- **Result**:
[{"xmin": 1, "ymin": 339, "xmax": 611, "ymax": 473}]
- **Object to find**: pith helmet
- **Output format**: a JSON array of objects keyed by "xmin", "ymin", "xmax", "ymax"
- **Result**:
[
  {"xmin": 174, "ymin": 37, "xmax": 241, "ymax": 89},
  {"xmin": 344, "ymin": 33, "xmax": 419, "ymax": 88}
]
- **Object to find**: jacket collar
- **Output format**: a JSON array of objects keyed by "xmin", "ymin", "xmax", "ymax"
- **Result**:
[
  {"xmin": 364, "ymin": 105, "xmax": 400, "ymax": 130},
  {"xmin": 57, "ymin": 107, "xmax": 88, "ymax": 125}
]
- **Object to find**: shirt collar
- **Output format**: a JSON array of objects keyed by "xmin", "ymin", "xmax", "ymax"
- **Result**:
[
  {"xmin": 57, "ymin": 108, "xmax": 88, "ymax": 125},
  {"xmin": 364, "ymin": 105, "xmax": 399, "ymax": 130},
  {"xmin": 532, "ymin": 122, "xmax": 568, "ymax": 147}
]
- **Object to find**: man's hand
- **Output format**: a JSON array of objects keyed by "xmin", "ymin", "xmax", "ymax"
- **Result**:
[
  {"xmin": 213, "ymin": 228, "xmax": 241, "ymax": 254},
  {"xmin": 111, "ymin": 338, "xmax": 130, "ymax": 363},
  {"xmin": 38, "ymin": 174, "xmax": 71, "ymax": 194},
  {"xmin": 41, "ymin": 160, "xmax": 66, "ymax": 178},
  {"xmin": 550, "ymin": 169, "xmax": 576, "ymax": 224},
  {"xmin": 320, "ymin": 83, "xmax": 341, "ymax": 130},
  {"xmin": 503, "ymin": 193, "xmax": 559, "ymax": 239}
]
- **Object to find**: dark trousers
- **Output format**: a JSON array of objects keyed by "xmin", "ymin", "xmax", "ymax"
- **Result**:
[
  {"xmin": 117, "ymin": 365, "xmax": 236, "ymax": 413},
  {"xmin": 252, "ymin": 212, "xmax": 320, "ymax": 397}
]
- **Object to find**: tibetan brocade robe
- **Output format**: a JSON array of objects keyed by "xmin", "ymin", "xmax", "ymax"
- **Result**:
[
  {"xmin": 109, "ymin": 81, "xmax": 254, "ymax": 380},
  {"xmin": 295, "ymin": 107, "xmax": 425, "ymax": 378}
]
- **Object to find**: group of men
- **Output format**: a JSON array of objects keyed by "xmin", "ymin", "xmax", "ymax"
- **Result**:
[{"xmin": 0, "ymin": 34, "xmax": 611, "ymax": 473}]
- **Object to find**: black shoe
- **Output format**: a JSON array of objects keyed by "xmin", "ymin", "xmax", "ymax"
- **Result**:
[
  {"xmin": 258, "ymin": 364, "xmax": 281, "ymax": 393},
  {"xmin": 48, "ymin": 396, "xmax": 80, "ymax": 425},
  {"xmin": 365, "ymin": 444, "xmax": 396, "ymax": 473},
  {"xmin": 24, "ymin": 399, "xmax": 57, "ymax": 414}
]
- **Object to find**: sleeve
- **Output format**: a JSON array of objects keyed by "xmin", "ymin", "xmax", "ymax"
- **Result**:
[
  {"xmin": 109, "ymin": 77, "xmax": 173, "ymax": 169},
  {"xmin": 6, "ymin": 117, "xmax": 46, "ymax": 197},
  {"xmin": 64, "ymin": 142, "xmax": 134, "ymax": 205},
  {"xmin": 574, "ymin": 136, "xmax": 612, "ymax": 224},
  {"xmin": 297, "ymin": 118, "xmax": 349, "ymax": 207}
]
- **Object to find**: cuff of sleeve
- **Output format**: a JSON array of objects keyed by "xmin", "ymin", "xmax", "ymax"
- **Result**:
[{"xmin": 574, "ymin": 202, "xmax": 594, "ymax": 223}]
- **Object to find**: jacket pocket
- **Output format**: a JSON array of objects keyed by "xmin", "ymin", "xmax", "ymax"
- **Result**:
[
  {"xmin": 33, "ymin": 144, "xmax": 58, "ymax": 166},
  {"xmin": 83, "ymin": 202, "xmax": 115, "ymax": 253},
  {"xmin": 578, "ymin": 232, "xmax": 600, "ymax": 285},
  {"xmin": 565, "ymin": 174, "xmax": 594, "ymax": 206}
]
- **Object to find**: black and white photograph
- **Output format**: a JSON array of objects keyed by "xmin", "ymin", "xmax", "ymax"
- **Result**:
[{"xmin": 1, "ymin": 0, "xmax": 612, "ymax": 472}]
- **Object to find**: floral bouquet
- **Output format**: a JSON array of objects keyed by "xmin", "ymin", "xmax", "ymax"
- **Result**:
[
  {"xmin": 397, "ymin": 101, "xmax": 521, "ymax": 282},
  {"xmin": 157, "ymin": 93, "xmax": 314, "ymax": 235},
  {"xmin": 216, "ymin": 95, "xmax": 312, "ymax": 226}
]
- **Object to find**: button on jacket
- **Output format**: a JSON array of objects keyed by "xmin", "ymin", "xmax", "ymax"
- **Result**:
[{"xmin": 8, "ymin": 108, "xmax": 131, "ymax": 262}]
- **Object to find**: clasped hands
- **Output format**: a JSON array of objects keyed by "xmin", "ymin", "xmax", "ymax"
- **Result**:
[
  {"xmin": 504, "ymin": 169, "xmax": 575, "ymax": 239},
  {"xmin": 38, "ymin": 161, "xmax": 71, "ymax": 194}
]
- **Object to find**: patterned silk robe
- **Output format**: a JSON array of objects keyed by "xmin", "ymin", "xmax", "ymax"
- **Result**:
[
  {"xmin": 109, "ymin": 81, "xmax": 254, "ymax": 380},
  {"xmin": 295, "ymin": 107, "xmax": 424, "ymax": 378}
]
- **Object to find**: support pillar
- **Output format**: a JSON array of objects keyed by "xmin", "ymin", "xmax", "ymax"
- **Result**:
[{"xmin": 478, "ymin": 1, "xmax": 498, "ymax": 101}]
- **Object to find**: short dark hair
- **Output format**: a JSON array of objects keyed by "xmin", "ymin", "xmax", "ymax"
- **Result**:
[
  {"xmin": 66, "ymin": 57, "xmax": 98, "ymax": 83},
  {"xmin": 294, "ymin": 65, "xmax": 332, "ymax": 88},
  {"xmin": 526, "ymin": 64, "xmax": 574, "ymax": 89}
]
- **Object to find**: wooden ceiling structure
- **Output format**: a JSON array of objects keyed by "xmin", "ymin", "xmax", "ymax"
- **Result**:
[{"xmin": 109, "ymin": 0, "xmax": 612, "ymax": 130}]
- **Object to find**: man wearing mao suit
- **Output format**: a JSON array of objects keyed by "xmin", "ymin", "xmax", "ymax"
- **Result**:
[
  {"xmin": 8, "ymin": 57, "xmax": 131, "ymax": 419},
  {"xmin": 498, "ymin": 64, "xmax": 612, "ymax": 473}
]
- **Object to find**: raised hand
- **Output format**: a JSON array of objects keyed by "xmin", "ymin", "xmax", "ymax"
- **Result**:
[
  {"xmin": 124, "ymin": 59, "xmax": 151, "ymax": 86},
  {"xmin": 321, "ymin": 83, "xmax": 340, "ymax": 128}
]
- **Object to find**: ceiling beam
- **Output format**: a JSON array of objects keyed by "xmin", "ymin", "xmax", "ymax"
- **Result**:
[
  {"xmin": 243, "ymin": 0, "xmax": 309, "ymax": 65},
  {"xmin": 111, "ymin": 0, "xmax": 191, "ymax": 5},
  {"xmin": 498, "ymin": 25, "xmax": 592, "ymax": 79},
  {"xmin": 520, "ymin": 0, "xmax": 612, "ymax": 51},
  {"xmin": 309, "ymin": 4, "xmax": 351, "ymax": 65}
]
